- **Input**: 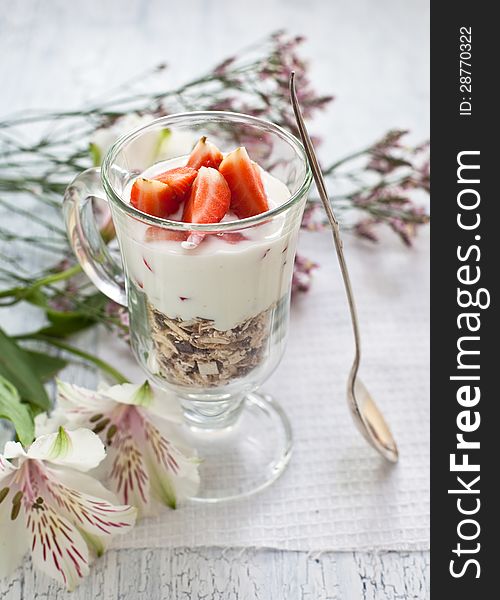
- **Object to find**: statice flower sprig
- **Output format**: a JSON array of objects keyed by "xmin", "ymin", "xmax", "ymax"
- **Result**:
[{"xmin": 313, "ymin": 129, "xmax": 430, "ymax": 246}]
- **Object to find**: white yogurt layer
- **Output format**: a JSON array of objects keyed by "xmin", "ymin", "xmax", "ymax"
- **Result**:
[{"xmin": 120, "ymin": 157, "xmax": 297, "ymax": 331}]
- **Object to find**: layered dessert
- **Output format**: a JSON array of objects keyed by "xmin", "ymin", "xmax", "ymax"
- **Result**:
[{"xmin": 121, "ymin": 137, "xmax": 296, "ymax": 389}]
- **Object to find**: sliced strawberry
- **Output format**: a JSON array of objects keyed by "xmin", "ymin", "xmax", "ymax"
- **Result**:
[
  {"xmin": 187, "ymin": 136, "xmax": 223, "ymax": 170},
  {"xmin": 130, "ymin": 178, "xmax": 172, "ymax": 218},
  {"xmin": 182, "ymin": 167, "xmax": 231, "ymax": 224},
  {"xmin": 218, "ymin": 147, "xmax": 269, "ymax": 218},
  {"xmin": 154, "ymin": 166, "xmax": 197, "ymax": 202},
  {"xmin": 131, "ymin": 167, "xmax": 197, "ymax": 218},
  {"xmin": 144, "ymin": 226, "xmax": 188, "ymax": 242}
]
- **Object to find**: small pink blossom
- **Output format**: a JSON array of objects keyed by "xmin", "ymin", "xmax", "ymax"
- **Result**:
[{"xmin": 292, "ymin": 255, "xmax": 319, "ymax": 295}]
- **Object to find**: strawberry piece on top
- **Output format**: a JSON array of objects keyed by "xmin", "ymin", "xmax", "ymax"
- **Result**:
[
  {"xmin": 131, "ymin": 166, "xmax": 196, "ymax": 218},
  {"xmin": 218, "ymin": 147, "xmax": 269, "ymax": 218},
  {"xmin": 130, "ymin": 178, "xmax": 172, "ymax": 218},
  {"xmin": 154, "ymin": 166, "xmax": 197, "ymax": 198},
  {"xmin": 182, "ymin": 167, "xmax": 231, "ymax": 224},
  {"xmin": 187, "ymin": 136, "xmax": 224, "ymax": 170}
]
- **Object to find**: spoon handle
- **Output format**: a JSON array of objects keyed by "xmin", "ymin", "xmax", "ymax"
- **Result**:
[{"xmin": 289, "ymin": 72, "xmax": 361, "ymax": 379}]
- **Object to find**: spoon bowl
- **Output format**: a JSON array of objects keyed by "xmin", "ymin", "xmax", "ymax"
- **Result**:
[{"xmin": 348, "ymin": 375, "xmax": 399, "ymax": 463}]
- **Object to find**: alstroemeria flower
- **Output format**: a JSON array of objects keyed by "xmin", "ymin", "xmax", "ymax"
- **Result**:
[
  {"xmin": 0, "ymin": 428, "xmax": 136, "ymax": 591},
  {"xmin": 89, "ymin": 114, "xmax": 155, "ymax": 166},
  {"xmin": 89, "ymin": 114, "xmax": 196, "ymax": 167},
  {"xmin": 38, "ymin": 381, "xmax": 200, "ymax": 517}
]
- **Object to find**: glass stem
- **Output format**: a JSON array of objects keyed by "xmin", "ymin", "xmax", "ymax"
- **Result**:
[{"xmin": 180, "ymin": 393, "xmax": 245, "ymax": 429}]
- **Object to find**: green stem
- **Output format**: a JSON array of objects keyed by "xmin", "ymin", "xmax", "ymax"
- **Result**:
[
  {"xmin": 322, "ymin": 146, "xmax": 373, "ymax": 175},
  {"xmin": 16, "ymin": 333, "xmax": 129, "ymax": 384},
  {"xmin": 33, "ymin": 264, "xmax": 82, "ymax": 288},
  {"xmin": 0, "ymin": 264, "xmax": 82, "ymax": 299}
]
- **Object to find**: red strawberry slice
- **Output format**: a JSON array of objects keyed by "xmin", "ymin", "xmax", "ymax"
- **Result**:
[
  {"xmin": 131, "ymin": 167, "xmax": 196, "ymax": 218},
  {"xmin": 144, "ymin": 226, "xmax": 188, "ymax": 242},
  {"xmin": 182, "ymin": 167, "xmax": 231, "ymax": 224},
  {"xmin": 218, "ymin": 147, "xmax": 269, "ymax": 218},
  {"xmin": 187, "ymin": 136, "xmax": 223, "ymax": 170},
  {"xmin": 154, "ymin": 166, "xmax": 197, "ymax": 201},
  {"xmin": 130, "ymin": 178, "xmax": 172, "ymax": 218}
]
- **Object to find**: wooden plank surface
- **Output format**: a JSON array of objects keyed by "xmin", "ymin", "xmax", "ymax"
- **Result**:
[{"xmin": 0, "ymin": 548, "xmax": 429, "ymax": 599}]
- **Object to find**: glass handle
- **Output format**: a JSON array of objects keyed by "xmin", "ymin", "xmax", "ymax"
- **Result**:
[{"xmin": 63, "ymin": 167, "xmax": 127, "ymax": 306}]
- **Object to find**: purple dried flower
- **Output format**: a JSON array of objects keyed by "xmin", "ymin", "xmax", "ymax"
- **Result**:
[
  {"xmin": 48, "ymin": 296, "xmax": 74, "ymax": 312},
  {"xmin": 105, "ymin": 301, "xmax": 130, "ymax": 341},
  {"xmin": 366, "ymin": 129, "xmax": 413, "ymax": 174},
  {"xmin": 214, "ymin": 56, "xmax": 236, "ymax": 76},
  {"xmin": 366, "ymin": 154, "xmax": 412, "ymax": 175},
  {"xmin": 207, "ymin": 98, "xmax": 238, "ymax": 112},
  {"xmin": 374, "ymin": 129, "xmax": 409, "ymax": 150},
  {"xmin": 54, "ymin": 258, "xmax": 72, "ymax": 273},
  {"xmin": 353, "ymin": 219, "xmax": 381, "ymax": 243},
  {"xmin": 388, "ymin": 218, "xmax": 416, "ymax": 247},
  {"xmin": 292, "ymin": 254, "xmax": 319, "ymax": 295},
  {"xmin": 301, "ymin": 203, "xmax": 327, "ymax": 232}
]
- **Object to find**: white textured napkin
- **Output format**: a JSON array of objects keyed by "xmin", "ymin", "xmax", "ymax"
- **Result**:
[{"xmin": 96, "ymin": 229, "xmax": 429, "ymax": 552}]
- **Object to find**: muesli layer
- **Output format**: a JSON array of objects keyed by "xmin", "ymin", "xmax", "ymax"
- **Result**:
[{"xmin": 147, "ymin": 302, "xmax": 272, "ymax": 388}]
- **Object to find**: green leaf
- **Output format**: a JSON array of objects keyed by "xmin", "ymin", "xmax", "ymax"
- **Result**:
[
  {"xmin": 22, "ymin": 350, "xmax": 68, "ymax": 382},
  {"xmin": 22, "ymin": 287, "xmax": 49, "ymax": 308},
  {"xmin": 39, "ymin": 311, "xmax": 96, "ymax": 337},
  {"xmin": 38, "ymin": 293, "xmax": 107, "ymax": 338},
  {"xmin": 0, "ymin": 375, "xmax": 35, "ymax": 446},
  {"xmin": 0, "ymin": 327, "xmax": 51, "ymax": 411}
]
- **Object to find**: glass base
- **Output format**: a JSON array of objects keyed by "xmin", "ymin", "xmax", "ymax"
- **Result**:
[{"xmin": 183, "ymin": 392, "xmax": 293, "ymax": 502}]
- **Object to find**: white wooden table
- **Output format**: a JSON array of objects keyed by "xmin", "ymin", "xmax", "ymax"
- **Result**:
[{"xmin": 0, "ymin": 1, "xmax": 429, "ymax": 597}]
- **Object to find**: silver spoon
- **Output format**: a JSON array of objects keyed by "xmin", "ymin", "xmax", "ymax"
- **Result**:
[{"xmin": 289, "ymin": 72, "xmax": 399, "ymax": 463}]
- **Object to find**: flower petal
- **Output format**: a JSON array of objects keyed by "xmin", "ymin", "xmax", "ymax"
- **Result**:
[
  {"xmin": 44, "ymin": 465, "xmax": 130, "ymax": 555},
  {"xmin": 0, "ymin": 515, "xmax": 29, "ymax": 580},
  {"xmin": 28, "ymin": 428, "xmax": 106, "ymax": 472},
  {"xmin": 106, "ymin": 432, "xmax": 152, "ymax": 517},
  {"xmin": 142, "ymin": 420, "xmax": 200, "ymax": 510},
  {"xmin": 146, "ymin": 390, "xmax": 183, "ymax": 425},
  {"xmin": 28, "ymin": 502, "xmax": 90, "ymax": 591},
  {"xmin": 0, "ymin": 452, "xmax": 19, "ymax": 483},
  {"xmin": 48, "ymin": 465, "xmax": 122, "ymax": 507},
  {"xmin": 57, "ymin": 380, "xmax": 114, "ymax": 415},
  {"xmin": 34, "ymin": 410, "xmax": 68, "ymax": 436},
  {"xmin": 89, "ymin": 114, "xmax": 155, "ymax": 163},
  {"xmin": 104, "ymin": 381, "xmax": 182, "ymax": 423},
  {"xmin": 104, "ymin": 381, "xmax": 154, "ymax": 407},
  {"xmin": 45, "ymin": 472, "xmax": 136, "ymax": 538},
  {"xmin": 3, "ymin": 441, "xmax": 27, "ymax": 461},
  {"xmin": 77, "ymin": 529, "xmax": 106, "ymax": 558}
]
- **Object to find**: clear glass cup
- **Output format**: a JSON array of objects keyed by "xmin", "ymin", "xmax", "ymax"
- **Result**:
[{"xmin": 64, "ymin": 112, "xmax": 312, "ymax": 501}]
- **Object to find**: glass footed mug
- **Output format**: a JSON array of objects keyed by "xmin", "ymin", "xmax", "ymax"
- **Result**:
[{"xmin": 64, "ymin": 112, "xmax": 312, "ymax": 501}]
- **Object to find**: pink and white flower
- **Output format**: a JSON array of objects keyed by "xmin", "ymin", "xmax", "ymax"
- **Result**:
[
  {"xmin": 38, "ymin": 381, "xmax": 200, "ymax": 517},
  {"xmin": 0, "ymin": 428, "xmax": 136, "ymax": 591}
]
